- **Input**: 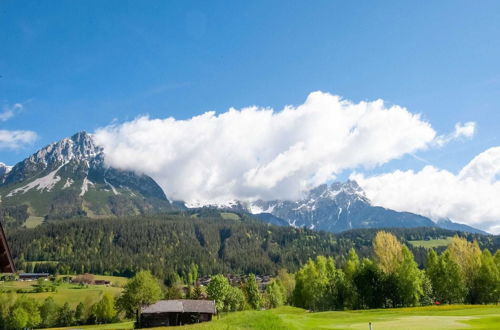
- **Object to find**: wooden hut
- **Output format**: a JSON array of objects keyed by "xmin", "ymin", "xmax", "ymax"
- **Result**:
[
  {"xmin": 0, "ymin": 222, "xmax": 15, "ymax": 273},
  {"xmin": 137, "ymin": 299, "xmax": 216, "ymax": 328}
]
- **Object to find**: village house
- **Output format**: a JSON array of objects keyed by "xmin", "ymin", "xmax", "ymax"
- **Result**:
[{"xmin": 137, "ymin": 299, "xmax": 216, "ymax": 328}]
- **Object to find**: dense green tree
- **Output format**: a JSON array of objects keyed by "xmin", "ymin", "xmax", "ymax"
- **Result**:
[
  {"xmin": 94, "ymin": 293, "xmax": 117, "ymax": 323},
  {"xmin": 293, "ymin": 257, "xmax": 329, "ymax": 310},
  {"xmin": 472, "ymin": 249, "xmax": 500, "ymax": 304},
  {"xmin": 186, "ymin": 263, "xmax": 199, "ymax": 286},
  {"xmin": 0, "ymin": 292, "xmax": 16, "ymax": 329},
  {"xmin": 276, "ymin": 269, "xmax": 295, "ymax": 304},
  {"xmin": 40, "ymin": 297, "xmax": 58, "ymax": 328},
  {"xmin": 165, "ymin": 284, "xmax": 185, "ymax": 299},
  {"xmin": 447, "ymin": 236, "xmax": 482, "ymax": 302},
  {"xmin": 343, "ymin": 248, "xmax": 360, "ymax": 309},
  {"xmin": 74, "ymin": 302, "xmax": 85, "ymax": 325},
  {"xmin": 224, "ymin": 286, "xmax": 246, "ymax": 312},
  {"xmin": 426, "ymin": 249, "xmax": 466, "ymax": 303},
  {"xmin": 192, "ymin": 285, "xmax": 206, "ymax": 300},
  {"xmin": 56, "ymin": 303, "xmax": 74, "ymax": 327},
  {"xmin": 117, "ymin": 270, "xmax": 162, "ymax": 318},
  {"xmin": 207, "ymin": 274, "xmax": 231, "ymax": 313},
  {"xmin": 395, "ymin": 246, "xmax": 424, "ymax": 306},
  {"xmin": 265, "ymin": 280, "xmax": 285, "ymax": 308},
  {"xmin": 8, "ymin": 307, "xmax": 29, "ymax": 330},
  {"xmin": 12, "ymin": 296, "xmax": 41, "ymax": 328},
  {"xmin": 352, "ymin": 258, "xmax": 385, "ymax": 309},
  {"xmin": 419, "ymin": 272, "xmax": 434, "ymax": 306},
  {"xmin": 243, "ymin": 274, "xmax": 263, "ymax": 310}
]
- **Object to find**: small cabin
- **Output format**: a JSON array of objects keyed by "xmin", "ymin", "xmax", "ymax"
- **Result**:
[
  {"xmin": 0, "ymin": 222, "xmax": 15, "ymax": 273},
  {"xmin": 137, "ymin": 299, "xmax": 216, "ymax": 328}
]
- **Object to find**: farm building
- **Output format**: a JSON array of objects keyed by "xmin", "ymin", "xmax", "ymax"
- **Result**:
[
  {"xmin": 18, "ymin": 273, "xmax": 50, "ymax": 281},
  {"xmin": 0, "ymin": 222, "xmax": 15, "ymax": 273},
  {"xmin": 137, "ymin": 299, "xmax": 216, "ymax": 328}
]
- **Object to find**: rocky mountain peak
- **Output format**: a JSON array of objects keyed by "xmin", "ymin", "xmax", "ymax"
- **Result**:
[
  {"xmin": 27, "ymin": 131, "xmax": 100, "ymax": 169},
  {"xmin": 305, "ymin": 180, "xmax": 369, "ymax": 208},
  {"xmin": 0, "ymin": 162, "xmax": 12, "ymax": 177}
]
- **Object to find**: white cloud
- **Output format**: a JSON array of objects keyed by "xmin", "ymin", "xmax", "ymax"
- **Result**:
[
  {"xmin": 0, "ymin": 103, "xmax": 24, "ymax": 121},
  {"xmin": 435, "ymin": 121, "xmax": 476, "ymax": 147},
  {"xmin": 0, "ymin": 129, "xmax": 38, "ymax": 149},
  {"xmin": 95, "ymin": 91, "xmax": 438, "ymax": 204},
  {"xmin": 352, "ymin": 146, "xmax": 500, "ymax": 234}
]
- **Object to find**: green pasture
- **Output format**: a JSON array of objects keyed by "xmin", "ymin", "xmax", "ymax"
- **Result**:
[
  {"xmin": 25, "ymin": 215, "xmax": 44, "ymax": 228},
  {"xmin": 0, "ymin": 275, "xmax": 127, "ymax": 307},
  {"xmin": 220, "ymin": 212, "xmax": 240, "ymax": 220},
  {"xmin": 408, "ymin": 237, "xmax": 453, "ymax": 248}
]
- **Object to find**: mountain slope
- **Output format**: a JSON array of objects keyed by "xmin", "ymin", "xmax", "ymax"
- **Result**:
[
  {"xmin": 204, "ymin": 181, "xmax": 486, "ymax": 234},
  {"xmin": 0, "ymin": 132, "xmax": 172, "ymax": 220}
]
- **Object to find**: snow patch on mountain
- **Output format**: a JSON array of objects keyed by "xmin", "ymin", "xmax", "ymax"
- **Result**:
[
  {"xmin": 80, "ymin": 177, "xmax": 94, "ymax": 196},
  {"xmin": 0, "ymin": 162, "xmax": 12, "ymax": 176},
  {"xmin": 62, "ymin": 178, "xmax": 74, "ymax": 189},
  {"xmin": 7, "ymin": 163, "xmax": 65, "ymax": 196},
  {"xmin": 104, "ymin": 178, "xmax": 119, "ymax": 195}
]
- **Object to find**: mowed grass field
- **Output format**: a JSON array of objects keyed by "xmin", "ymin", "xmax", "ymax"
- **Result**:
[
  {"xmin": 170, "ymin": 305, "xmax": 500, "ymax": 330},
  {"xmin": 49, "ymin": 305, "xmax": 500, "ymax": 330},
  {"xmin": 0, "ymin": 275, "xmax": 127, "ymax": 308},
  {"xmin": 408, "ymin": 237, "xmax": 453, "ymax": 248}
]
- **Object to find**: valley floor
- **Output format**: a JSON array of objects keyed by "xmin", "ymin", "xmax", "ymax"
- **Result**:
[{"xmin": 48, "ymin": 305, "xmax": 500, "ymax": 330}]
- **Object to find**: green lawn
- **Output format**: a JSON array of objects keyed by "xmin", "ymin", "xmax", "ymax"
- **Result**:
[
  {"xmin": 408, "ymin": 237, "xmax": 453, "ymax": 248},
  {"xmin": 156, "ymin": 305, "xmax": 500, "ymax": 330},
  {"xmin": 45, "ymin": 305, "xmax": 500, "ymax": 330}
]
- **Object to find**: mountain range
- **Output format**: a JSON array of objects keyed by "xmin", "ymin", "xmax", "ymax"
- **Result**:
[
  {"xmin": 0, "ymin": 132, "xmax": 172, "ymax": 220},
  {"xmin": 0, "ymin": 132, "xmax": 488, "ymax": 234}
]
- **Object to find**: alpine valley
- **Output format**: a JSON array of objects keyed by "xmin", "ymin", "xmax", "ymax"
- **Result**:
[{"xmin": 0, "ymin": 132, "xmax": 487, "ymax": 234}]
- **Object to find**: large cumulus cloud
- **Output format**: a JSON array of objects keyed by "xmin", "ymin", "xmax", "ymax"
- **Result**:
[
  {"xmin": 352, "ymin": 147, "xmax": 500, "ymax": 234},
  {"xmin": 94, "ymin": 91, "xmax": 440, "ymax": 204}
]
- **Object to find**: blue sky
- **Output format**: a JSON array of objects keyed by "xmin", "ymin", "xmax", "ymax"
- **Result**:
[
  {"xmin": 1, "ymin": 0, "xmax": 499, "ymax": 168},
  {"xmin": 2, "ymin": 1, "xmax": 500, "ymax": 231}
]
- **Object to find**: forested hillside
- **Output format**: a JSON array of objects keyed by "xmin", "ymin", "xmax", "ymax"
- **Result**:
[
  {"xmin": 5, "ymin": 213, "xmax": 499, "ymax": 283},
  {"xmin": 7, "ymin": 214, "xmax": 345, "ymax": 280}
]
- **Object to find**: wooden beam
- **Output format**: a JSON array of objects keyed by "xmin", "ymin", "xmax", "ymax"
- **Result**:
[{"xmin": 0, "ymin": 222, "xmax": 15, "ymax": 273}]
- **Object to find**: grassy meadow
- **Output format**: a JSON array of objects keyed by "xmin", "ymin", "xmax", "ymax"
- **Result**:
[
  {"xmin": 0, "ymin": 275, "xmax": 126, "ymax": 308},
  {"xmin": 408, "ymin": 237, "xmax": 453, "ymax": 248},
  {"xmin": 48, "ymin": 305, "xmax": 500, "ymax": 330}
]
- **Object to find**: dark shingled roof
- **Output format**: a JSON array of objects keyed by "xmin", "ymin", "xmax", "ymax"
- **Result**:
[
  {"xmin": 0, "ymin": 222, "xmax": 15, "ymax": 273},
  {"xmin": 141, "ymin": 300, "xmax": 216, "ymax": 314}
]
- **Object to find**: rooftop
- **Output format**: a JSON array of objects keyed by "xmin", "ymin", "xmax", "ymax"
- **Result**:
[{"xmin": 141, "ymin": 300, "xmax": 216, "ymax": 315}]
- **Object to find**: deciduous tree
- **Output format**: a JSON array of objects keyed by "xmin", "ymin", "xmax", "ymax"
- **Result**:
[
  {"xmin": 117, "ymin": 270, "xmax": 162, "ymax": 318},
  {"xmin": 373, "ymin": 231, "xmax": 403, "ymax": 274}
]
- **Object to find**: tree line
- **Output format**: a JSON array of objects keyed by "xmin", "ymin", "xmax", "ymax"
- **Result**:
[
  {"xmin": 292, "ymin": 232, "xmax": 500, "ymax": 311},
  {"xmin": 6, "ymin": 214, "xmax": 500, "ymax": 283},
  {"xmin": 0, "ymin": 231, "xmax": 498, "ymax": 329}
]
